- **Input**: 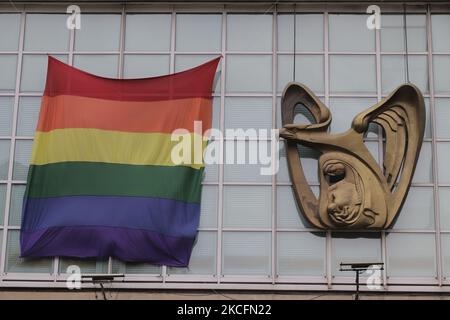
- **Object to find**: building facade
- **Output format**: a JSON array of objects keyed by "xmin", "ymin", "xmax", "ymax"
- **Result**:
[{"xmin": 0, "ymin": 1, "xmax": 449, "ymax": 293}]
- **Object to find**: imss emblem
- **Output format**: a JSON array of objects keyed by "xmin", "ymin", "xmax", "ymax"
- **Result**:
[{"xmin": 280, "ymin": 83, "xmax": 425, "ymax": 230}]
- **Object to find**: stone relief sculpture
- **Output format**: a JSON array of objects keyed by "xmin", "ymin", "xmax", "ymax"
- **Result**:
[{"xmin": 279, "ymin": 83, "xmax": 425, "ymax": 230}]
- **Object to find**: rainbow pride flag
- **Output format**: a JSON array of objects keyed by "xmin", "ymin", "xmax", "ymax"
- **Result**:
[{"xmin": 20, "ymin": 56, "xmax": 220, "ymax": 266}]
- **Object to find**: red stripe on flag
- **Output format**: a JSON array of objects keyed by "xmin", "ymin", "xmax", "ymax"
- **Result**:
[{"xmin": 44, "ymin": 56, "xmax": 220, "ymax": 102}]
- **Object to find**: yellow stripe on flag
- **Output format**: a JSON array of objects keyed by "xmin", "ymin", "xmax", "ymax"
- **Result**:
[{"xmin": 31, "ymin": 128, "xmax": 207, "ymax": 169}]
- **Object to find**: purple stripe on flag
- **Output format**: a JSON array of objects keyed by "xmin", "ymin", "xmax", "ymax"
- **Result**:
[
  {"xmin": 22, "ymin": 195, "xmax": 201, "ymax": 238},
  {"xmin": 21, "ymin": 226, "xmax": 195, "ymax": 266}
]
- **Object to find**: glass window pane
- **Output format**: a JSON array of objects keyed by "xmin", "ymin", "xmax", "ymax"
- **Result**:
[
  {"xmin": 123, "ymin": 55, "xmax": 170, "ymax": 78},
  {"xmin": 434, "ymin": 56, "xmax": 450, "ymax": 95},
  {"xmin": 424, "ymin": 98, "xmax": 432, "ymax": 139},
  {"xmin": 329, "ymin": 98, "xmax": 378, "ymax": 134},
  {"xmin": 74, "ymin": 55, "xmax": 119, "ymax": 78},
  {"xmin": 277, "ymin": 185, "xmax": 318, "ymax": 229},
  {"xmin": 439, "ymin": 187, "xmax": 450, "ymax": 230},
  {"xmin": 278, "ymin": 143, "xmax": 319, "ymax": 184},
  {"xmin": 381, "ymin": 55, "xmax": 428, "ymax": 95},
  {"xmin": 331, "ymin": 234, "xmax": 382, "ymax": 276},
  {"xmin": 204, "ymin": 165, "xmax": 218, "ymax": 185},
  {"xmin": 277, "ymin": 55, "xmax": 324, "ymax": 94},
  {"xmin": 277, "ymin": 14, "xmax": 323, "ymax": 52},
  {"xmin": 125, "ymin": 14, "xmax": 171, "ymax": 52},
  {"xmin": 226, "ymin": 55, "xmax": 272, "ymax": 93},
  {"xmin": 227, "ymin": 14, "xmax": 272, "ymax": 52},
  {"xmin": 432, "ymin": 15, "xmax": 450, "ymax": 52},
  {"xmin": 442, "ymin": 234, "xmax": 450, "ymax": 278},
  {"xmin": 224, "ymin": 141, "xmax": 272, "ymax": 183},
  {"xmin": 222, "ymin": 232, "xmax": 271, "ymax": 276},
  {"xmin": 176, "ymin": 14, "xmax": 221, "ymax": 52},
  {"xmin": 199, "ymin": 186, "xmax": 217, "ymax": 228},
  {"xmin": 365, "ymin": 141, "xmax": 379, "ymax": 164},
  {"xmin": 437, "ymin": 142, "xmax": 450, "ymax": 183},
  {"xmin": 112, "ymin": 260, "xmax": 161, "ymax": 275},
  {"xmin": 24, "ymin": 14, "xmax": 70, "ymax": 51},
  {"xmin": 211, "ymin": 97, "xmax": 220, "ymax": 130},
  {"xmin": 175, "ymin": 55, "xmax": 220, "ymax": 93},
  {"xmin": 0, "ymin": 55, "xmax": 17, "ymax": 92},
  {"xmin": 204, "ymin": 140, "xmax": 219, "ymax": 183},
  {"xmin": 168, "ymin": 231, "xmax": 216, "ymax": 275},
  {"xmin": 435, "ymin": 98, "xmax": 450, "ymax": 139},
  {"xmin": 205, "ymin": 100, "xmax": 219, "ymax": 183},
  {"xmin": 330, "ymin": 55, "xmax": 376, "ymax": 94},
  {"xmin": 74, "ymin": 14, "xmax": 121, "ymax": 51},
  {"xmin": 59, "ymin": 259, "xmax": 108, "ymax": 274},
  {"xmin": 6, "ymin": 230, "xmax": 53, "ymax": 273},
  {"xmin": 392, "ymin": 187, "xmax": 434, "ymax": 230},
  {"xmin": 223, "ymin": 186, "xmax": 271, "ymax": 228},
  {"xmin": 225, "ymin": 97, "xmax": 272, "ymax": 130},
  {"xmin": 17, "ymin": 97, "xmax": 40, "ymax": 136},
  {"xmin": 0, "ymin": 140, "xmax": 10, "ymax": 180},
  {"xmin": 413, "ymin": 142, "xmax": 433, "ymax": 183},
  {"xmin": 13, "ymin": 140, "xmax": 33, "ymax": 180},
  {"xmin": 386, "ymin": 233, "xmax": 436, "ymax": 278},
  {"xmin": 381, "ymin": 15, "xmax": 427, "ymax": 52},
  {"xmin": 0, "ymin": 184, "xmax": 6, "ymax": 225},
  {"xmin": 0, "ymin": 14, "xmax": 20, "ymax": 51},
  {"xmin": 293, "ymin": 103, "xmax": 316, "ymax": 124},
  {"xmin": 8, "ymin": 184, "xmax": 25, "ymax": 226},
  {"xmin": 177, "ymin": 55, "xmax": 221, "ymax": 71},
  {"xmin": 21, "ymin": 55, "xmax": 67, "ymax": 92},
  {"xmin": 0, "ymin": 97, "xmax": 14, "ymax": 136},
  {"xmin": 277, "ymin": 232, "xmax": 326, "ymax": 276},
  {"xmin": 329, "ymin": 14, "xmax": 375, "ymax": 52}
]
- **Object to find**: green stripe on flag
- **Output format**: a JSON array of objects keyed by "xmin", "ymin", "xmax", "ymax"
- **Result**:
[{"xmin": 26, "ymin": 162, "xmax": 204, "ymax": 204}]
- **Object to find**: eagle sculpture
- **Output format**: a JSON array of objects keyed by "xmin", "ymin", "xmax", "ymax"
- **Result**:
[{"xmin": 279, "ymin": 83, "xmax": 425, "ymax": 230}]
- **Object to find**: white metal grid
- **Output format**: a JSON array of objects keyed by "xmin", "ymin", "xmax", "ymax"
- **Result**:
[{"xmin": 0, "ymin": 2, "xmax": 448, "ymax": 291}]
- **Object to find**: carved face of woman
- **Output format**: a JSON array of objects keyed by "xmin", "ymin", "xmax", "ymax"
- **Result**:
[
  {"xmin": 321, "ymin": 161, "xmax": 362, "ymax": 226},
  {"xmin": 318, "ymin": 154, "xmax": 388, "ymax": 229}
]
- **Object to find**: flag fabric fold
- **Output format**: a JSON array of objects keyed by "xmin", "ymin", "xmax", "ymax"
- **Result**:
[{"xmin": 20, "ymin": 56, "xmax": 220, "ymax": 266}]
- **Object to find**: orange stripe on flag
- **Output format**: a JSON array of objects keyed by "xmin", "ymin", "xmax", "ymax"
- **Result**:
[{"xmin": 37, "ymin": 95, "xmax": 212, "ymax": 134}]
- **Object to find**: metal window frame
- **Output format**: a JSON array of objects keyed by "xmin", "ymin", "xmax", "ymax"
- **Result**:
[{"xmin": 0, "ymin": 2, "xmax": 448, "ymax": 292}]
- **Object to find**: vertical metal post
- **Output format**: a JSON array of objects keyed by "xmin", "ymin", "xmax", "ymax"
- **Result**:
[
  {"xmin": 106, "ymin": 4, "xmax": 127, "ymax": 276},
  {"xmin": 0, "ymin": 10, "xmax": 25, "ymax": 276},
  {"xmin": 271, "ymin": 4, "xmax": 277, "ymax": 284},
  {"xmin": 162, "ymin": 6, "xmax": 177, "ymax": 282},
  {"xmin": 55, "ymin": 11, "xmax": 77, "ymax": 280},
  {"xmin": 403, "ymin": 3, "xmax": 410, "ymax": 83},
  {"xmin": 118, "ymin": 4, "xmax": 126, "ymax": 79},
  {"xmin": 324, "ymin": 11, "xmax": 332, "ymax": 289},
  {"xmin": 293, "ymin": 3, "xmax": 296, "ymax": 82},
  {"xmin": 216, "ymin": 7, "xmax": 226, "ymax": 283},
  {"xmin": 375, "ymin": 7, "xmax": 388, "ymax": 290},
  {"xmin": 68, "ymin": 16, "xmax": 75, "ymax": 66},
  {"xmin": 426, "ymin": 4, "xmax": 443, "ymax": 286}
]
